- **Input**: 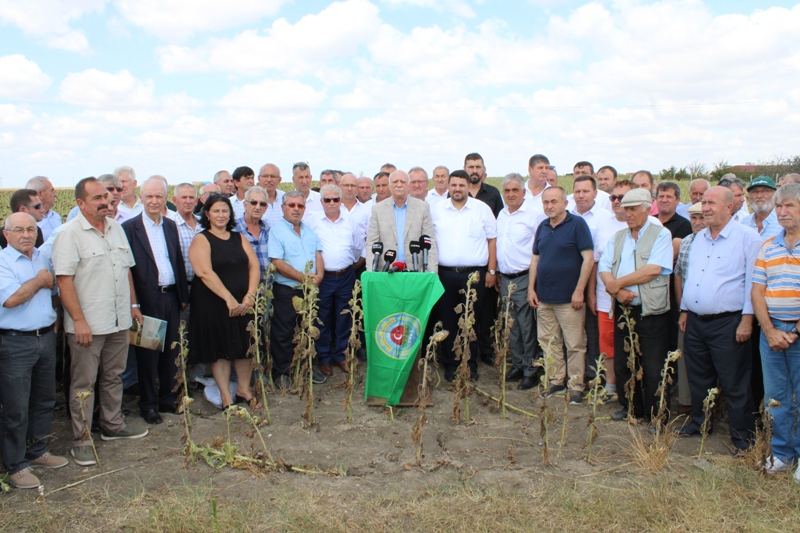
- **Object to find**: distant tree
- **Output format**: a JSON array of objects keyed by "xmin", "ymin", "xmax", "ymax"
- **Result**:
[
  {"xmin": 660, "ymin": 165, "xmax": 690, "ymax": 181},
  {"xmin": 709, "ymin": 159, "xmax": 731, "ymax": 182},
  {"xmin": 687, "ymin": 160, "xmax": 708, "ymax": 180}
]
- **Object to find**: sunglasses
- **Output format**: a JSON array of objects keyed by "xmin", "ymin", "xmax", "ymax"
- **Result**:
[
  {"xmin": 106, "ymin": 186, "xmax": 123, "ymax": 193},
  {"xmin": 26, "ymin": 203, "xmax": 42, "ymax": 210},
  {"xmin": 322, "ymin": 197, "xmax": 341, "ymax": 203},
  {"xmin": 285, "ymin": 203, "xmax": 306, "ymax": 209},
  {"xmin": 609, "ymin": 195, "xmax": 624, "ymax": 202},
  {"xmin": 248, "ymin": 200, "xmax": 268, "ymax": 207}
]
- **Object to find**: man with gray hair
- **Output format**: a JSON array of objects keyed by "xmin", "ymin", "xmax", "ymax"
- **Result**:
[
  {"xmin": 68, "ymin": 174, "xmax": 130, "ymax": 224},
  {"xmin": 257, "ymin": 163, "xmax": 284, "ymax": 228},
  {"xmin": 719, "ymin": 174, "xmax": 750, "ymax": 222},
  {"xmin": 214, "ymin": 170, "xmax": 235, "ymax": 197},
  {"xmin": 426, "ymin": 165, "xmax": 449, "ymax": 207},
  {"xmin": 0, "ymin": 212, "xmax": 67, "ymax": 488},
  {"xmin": 778, "ymin": 173, "xmax": 800, "ymax": 187},
  {"xmin": 26, "ymin": 176, "xmax": 61, "ymax": 241},
  {"xmin": 195, "ymin": 182, "xmax": 221, "ymax": 215},
  {"xmin": 599, "ymin": 188, "xmax": 674, "ymax": 423},
  {"xmin": 497, "ymin": 173, "xmax": 545, "ymax": 390},
  {"xmin": 319, "ymin": 169, "xmax": 338, "ymax": 186},
  {"xmin": 306, "ymin": 184, "xmax": 363, "ymax": 375},
  {"xmin": 234, "ymin": 185, "xmax": 270, "ymax": 280},
  {"xmin": 408, "ymin": 167, "xmax": 429, "ymax": 201},
  {"xmin": 114, "ymin": 166, "xmax": 143, "ymax": 217}
]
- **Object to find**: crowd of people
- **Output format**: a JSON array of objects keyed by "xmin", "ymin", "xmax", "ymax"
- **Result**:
[{"xmin": 2, "ymin": 156, "xmax": 800, "ymax": 490}]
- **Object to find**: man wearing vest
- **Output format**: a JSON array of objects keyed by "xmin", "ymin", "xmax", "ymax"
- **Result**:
[{"xmin": 598, "ymin": 189, "xmax": 674, "ymax": 422}]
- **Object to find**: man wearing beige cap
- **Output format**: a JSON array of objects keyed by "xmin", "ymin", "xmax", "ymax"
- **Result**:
[{"xmin": 598, "ymin": 188, "xmax": 674, "ymax": 424}]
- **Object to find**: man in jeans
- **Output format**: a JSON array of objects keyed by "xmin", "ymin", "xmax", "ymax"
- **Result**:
[
  {"xmin": 752, "ymin": 183, "xmax": 800, "ymax": 481},
  {"xmin": 599, "ymin": 189, "xmax": 673, "ymax": 423},
  {"xmin": 528, "ymin": 187, "xmax": 594, "ymax": 405},
  {"xmin": 0, "ymin": 213, "xmax": 68, "ymax": 489},
  {"xmin": 52, "ymin": 177, "xmax": 148, "ymax": 467}
]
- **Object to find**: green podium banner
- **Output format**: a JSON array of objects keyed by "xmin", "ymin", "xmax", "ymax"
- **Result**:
[{"xmin": 362, "ymin": 272, "xmax": 444, "ymax": 406}]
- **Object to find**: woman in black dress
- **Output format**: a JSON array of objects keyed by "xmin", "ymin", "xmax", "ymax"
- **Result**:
[{"xmin": 188, "ymin": 194, "xmax": 261, "ymax": 409}]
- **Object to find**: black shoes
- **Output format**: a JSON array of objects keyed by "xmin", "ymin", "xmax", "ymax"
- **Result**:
[
  {"xmin": 141, "ymin": 409, "xmax": 163, "ymax": 425},
  {"xmin": 505, "ymin": 367, "xmax": 524, "ymax": 382},
  {"xmin": 518, "ymin": 375, "xmax": 538, "ymax": 390}
]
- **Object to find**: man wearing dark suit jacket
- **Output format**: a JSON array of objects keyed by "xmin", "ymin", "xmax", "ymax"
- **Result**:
[
  {"xmin": 366, "ymin": 170, "xmax": 438, "ymax": 273},
  {"xmin": 122, "ymin": 178, "xmax": 189, "ymax": 425}
]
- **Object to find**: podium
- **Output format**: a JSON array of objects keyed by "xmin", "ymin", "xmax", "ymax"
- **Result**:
[{"xmin": 361, "ymin": 271, "xmax": 443, "ymax": 407}]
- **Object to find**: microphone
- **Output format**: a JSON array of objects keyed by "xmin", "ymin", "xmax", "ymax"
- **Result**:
[
  {"xmin": 419, "ymin": 235, "xmax": 432, "ymax": 272},
  {"xmin": 409, "ymin": 241, "xmax": 421, "ymax": 272},
  {"xmin": 371, "ymin": 242, "xmax": 383, "ymax": 271},
  {"xmin": 387, "ymin": 261, "xmax": 406, "ymax": 273},
  {"xmin": 382, "ymin": 250, "xmax": 397, "ymax": 272}
]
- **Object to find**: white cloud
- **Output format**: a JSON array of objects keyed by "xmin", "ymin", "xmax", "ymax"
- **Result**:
[
  {"xmin": 381, "ymin": 0, "xmax": 475, "ymax": 17},
  {"xmin": 116, "ymin": 0, "xmax": 289, "ymax": 42},
  {"xmin": 0, "ymin": 104, "xmax": 35, "ymax": 126},
  {"xmin": 217, "ymin": 79, "xmax": 326, "ymax": 110},
  {"xmin": 0, "ymin": 0, "xmax": 105, "ymax": 52},
  {"xmin": 60, "ymin": 69, "xmax": 155, "ymax": 108},
  {"xmin": 157, "ymin": 0, "xmax": 381, "ymax": 75},
  {"xmin": 0, "ymin": 55, "xmax": 52, "ymax": 99}
]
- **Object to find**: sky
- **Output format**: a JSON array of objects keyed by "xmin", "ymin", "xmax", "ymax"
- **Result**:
[{"xmin": 1, "ymin": 0, "xmax": 799, "ymax": 188}]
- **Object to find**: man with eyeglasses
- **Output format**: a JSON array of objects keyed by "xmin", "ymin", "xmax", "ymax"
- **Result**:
[
  {"xmin": 122, "ymin": 178, "xmax": 189, "ymax": 425},
  {"xmin": 234, "ymin": 186, "xmax": 271, "ymax": 280},
  {"xmin": 70, "ymin": 174, "xmax": 132, "ymax": 224},
  {"xmin": 257, "ymin": 163, "xmax": 284, "ymax": 229},
  {"xmin": 0, "ymin": 212, "xmax": 67, "ymax": 489},
  {"xmin": 0, "ymin": 189, "xmax": 45, "ymax": 249},
  {"xmin": 230, "ymin": 166, "xmax": 255, "ymax": 220},
  {"xmin": 408, "ymin": 167, "xmax": 430, "ymax": 201},
  {"xmin": 25, "ymin": 176, "xmax": 61, "ymax": 241},
  {"xmin": 291, "ymin": 162, "xmax": 322, "ymax": 219},
  {"xmin": 268, "ymin": 191, "xmax": 326, "ymax": 388},
  {"xmin": 306, "ymin": 185, "xmax": 363, "ymax": 375}
]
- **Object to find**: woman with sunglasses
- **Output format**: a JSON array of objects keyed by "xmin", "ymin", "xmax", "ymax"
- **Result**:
[{"xmin": 188, "ymin": 194, "xmax": 261, "ymax": 410}]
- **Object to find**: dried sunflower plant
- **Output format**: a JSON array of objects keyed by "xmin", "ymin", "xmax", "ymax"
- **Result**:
[
  {"xmin": 697, "ymin": 387, "xmax": 719, "ymax": 457},
  {"xmin": 537, "ymin": 335, "xmax": 558, "ymax": 466},
  {"xmin": 618, "ymin": 305, "xmax": 643, "ymax": 423},
  {"xmin": 452, "ymin": 270, "xmax": 479, "ymax": 424},
  {"xmin": 493, "ymin": 284, "xmax": 515, "ymax": 419},
  {"xmin": 583, "ymin": 353, "xmax": 608, "ymax": 464},
  {"xmin": 411, "ymin": 322, "xmax": 448, "ymax": 466},
  {"xmin": 290, "ymin": 262, "xmax": 321, "ymax": 426},
  {"xmin": 341, "ymin": 279, "xmax": 364, "ymax": 423},
  {"xmin": 245, "ymin": 265, "xmax": 275, "ymax": 423}
]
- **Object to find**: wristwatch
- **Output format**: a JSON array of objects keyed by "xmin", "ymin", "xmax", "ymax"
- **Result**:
[
  {"xmin": 790, "ymin": 325, "xmax": 799, "ymax": 335},
  {"xmin": 488, "ymin": 269, "xmax": 496, "ymax": 275},
  {"xmin": 131, "ymin": 304, "xmax": 141, "ymax": 309}
]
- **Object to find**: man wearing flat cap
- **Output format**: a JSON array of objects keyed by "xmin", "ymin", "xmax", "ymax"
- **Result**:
[{"xmin": 598, "ymin": 188, "xmax": 674, "ymax": 423}]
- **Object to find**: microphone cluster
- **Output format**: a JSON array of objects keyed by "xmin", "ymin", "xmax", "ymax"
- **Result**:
[{"xmin": 371, "ymin": 236, "xmax": 432, "ymax": 273}]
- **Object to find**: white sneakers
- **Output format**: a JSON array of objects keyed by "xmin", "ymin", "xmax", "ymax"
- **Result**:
[{"xmin": 762, "ymin": 455, "xmax": 800, "ymax": 484}]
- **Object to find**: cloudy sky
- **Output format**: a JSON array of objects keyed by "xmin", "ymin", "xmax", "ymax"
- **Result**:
[{"xmin": 1, "ymin": 0, "xmax": 798, "ymax": 188}]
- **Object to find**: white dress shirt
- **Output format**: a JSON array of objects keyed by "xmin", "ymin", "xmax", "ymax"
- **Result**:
[
  {"xmin": 117, "ymin": 198, "xmax": 143, "ymax": 217},
  {"xmin": 567, "ymin": 189, "xmax": 613, "ymax": 214},
  {"xmin": 261, "ymin": 189, "xmax": 285, "ymax": 228},
  {"xmin": 522, "ymin": 181, "xmax": 550, "ymax": 218},
  {"xmin": 142, "ymin": 214, "xmax": 176, "ymax": 286},
  {"xmin": 343, "ymin": 200, "xmax": 370, "ymax": 259},
  {"xmin": 301, "ymin": 189, "xmax": 323, "ymax": 219},
  {"xmin": 431, "ymin": 197, "xmax": 497, "ymax": 267},
  {"xmin": 231, "ymin": 195, "xmax": 246, "ymax": 220},
  {"xmin": 37, "ymin": 210, "xmax": 63, "ymax": 241},
  {"xmin": 496, "ymin": 200, "xmax": 545, "ymax": 275},
  {"xmin": 571, "ymin": 201, "xmax": 615, "ymax": 262},
  {"xmin": 305, "ymin": 212, "xmax": 359, "ymax": 271},
  {"xmin": 426, "ymin": 189, "xmax": 448, "ymax": 207}
]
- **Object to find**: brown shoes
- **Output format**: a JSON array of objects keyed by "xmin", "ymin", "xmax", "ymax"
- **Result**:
[
  {"xmin": 334, "ymin": 361, "xmax": 349, "ymax": 373},
  {"xmin": 319, "ymin": 363, "xmax": 333, "ymax": 376}
]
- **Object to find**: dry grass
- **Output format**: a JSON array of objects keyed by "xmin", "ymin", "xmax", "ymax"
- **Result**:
[{"xmin": 3, "ymin": 463, "xmax": 799, "ymax": 533}]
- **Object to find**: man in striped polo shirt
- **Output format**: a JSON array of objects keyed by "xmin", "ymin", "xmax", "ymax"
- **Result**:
[{"xmin": 752, "ymin": 183, "xmax": 800, "ymax": 482}]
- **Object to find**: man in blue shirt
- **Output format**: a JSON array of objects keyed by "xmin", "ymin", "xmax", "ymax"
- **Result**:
[
  {"xmin": 0, "ymin": 213, "xmax": 67, "ymax": 489},
  {"xmin": 268, "ymin": 191, "xmax": 326, "ymax": 388},
  {"xmin": 528, "ymin": 187, "xmax": 594, "ymax": 405}
]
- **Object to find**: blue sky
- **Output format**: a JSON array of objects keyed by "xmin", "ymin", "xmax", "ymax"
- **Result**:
[{"xmin": 1, "ymin": 0, "xmax": 799, "ymax": 188}]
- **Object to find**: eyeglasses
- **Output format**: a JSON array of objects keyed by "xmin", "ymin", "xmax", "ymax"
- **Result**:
[
  {"xmin": 26, "ymin": 203, "xmax": 42, "ymax": 210},
  {"xmin": 258, "ymin": 174, "xmax": 279, "ymax": 179},
  {"xmin": 322, "ymin": 197, "xmax": 341, "ymax": 203},
  {"xmin": 106, "ymin": 186, "xmax": 123, "ymax": 193},
  {"xmin": 285, "ymin": 203, "xmax": 305, "ymax": 209},
  {"xmin": 609, "ymin": 195, "xmax": 624, "ymax": 202},
  {"xmin": 248, "ymin": 200, "xmax": 268, "ymax": 207},
  {"xmin": 7, "ymin": 227, "xmax": 38, "ymax": 234}
]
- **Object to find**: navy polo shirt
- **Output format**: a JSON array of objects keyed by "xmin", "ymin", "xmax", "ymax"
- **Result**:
[{"xmin": 532, "ymin": 212, "xmax": 593, "ymax": 304}]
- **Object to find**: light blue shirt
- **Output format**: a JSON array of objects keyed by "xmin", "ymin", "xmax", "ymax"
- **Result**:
[
  {"xmin": 680, "ymin": 219, "xmax": 762, "ymax": 315},
  {"xmin": 393, "ymin": 200, "xmax": 408, "ymax": 263},
  {"xmin": 742, "ymin": 210, "xmax": 782, "ymax": 243},
  {"xmin": 142, "ymin": 214, "xmax": 176, "ymax": 286},
  {"xmin": 0, "ymin": 246, "xmax": 57, "ymax": 330},
  {"xmin": 676, "ymin": 202, "xmax": 692, "ymax": 219},
  {"xmin": 37, "ymin": 210, "xmax": 62, "ymax": 242},
  {"xmin": 267, "ymin": 218, "xmax": 321, "ymax": 288},
  {"xmin": 598, "ymin": 219, "xmax": 673, "ymax": 306}
]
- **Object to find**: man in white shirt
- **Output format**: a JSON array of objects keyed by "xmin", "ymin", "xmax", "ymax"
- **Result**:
[
  {"xmin": 409, "ymin": 167, "xmax": 429, "ymax": 202},
  {"xmin": 306, "ymin": 185, "xmax": 364, "ymax": 376},
  {"xmin": 431, "ymin": 170, "xmax": 497, "ymax": 382},
  {"xmin": 230, "ymin": 166, "xmax": 255, "ymax": 220},
  {"xmin": 115, "ymin": 166, "xmax": 143, "ymax": 217},
  {"xmin": 566, "ymin": 162, "xmax": 612, "ymax": 213},
  {"xmin": 596, "ymin": 165, "xmax": 618, "ymax": 195},
  {"xmin": 426, "ymin": 165, "xmax": 449, "ymax": 207},
  {"xmin": 257, "ymin": 163, "xmax": 285, "ymax": 228},
  {"xmin": 293, "ymin": 162, "xmax": 322, "ymax": 219},
  {"xmin": 524, "ymin": 154, "xmax": 551, "ymax": 218},
  {"xmin": 26, "ymin": 176, "xmax": 62, "ymax": 241},
  {"xmin": 339, "ymin": 173, "xmax": 369, "ymax": 260},
  {"xmin": 496, "ymin": 173, "xmax": 545, "ymax": 390},
  {"xmin": 357, "ymin": 177, "xmax": 373, "ymax": 204}
]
